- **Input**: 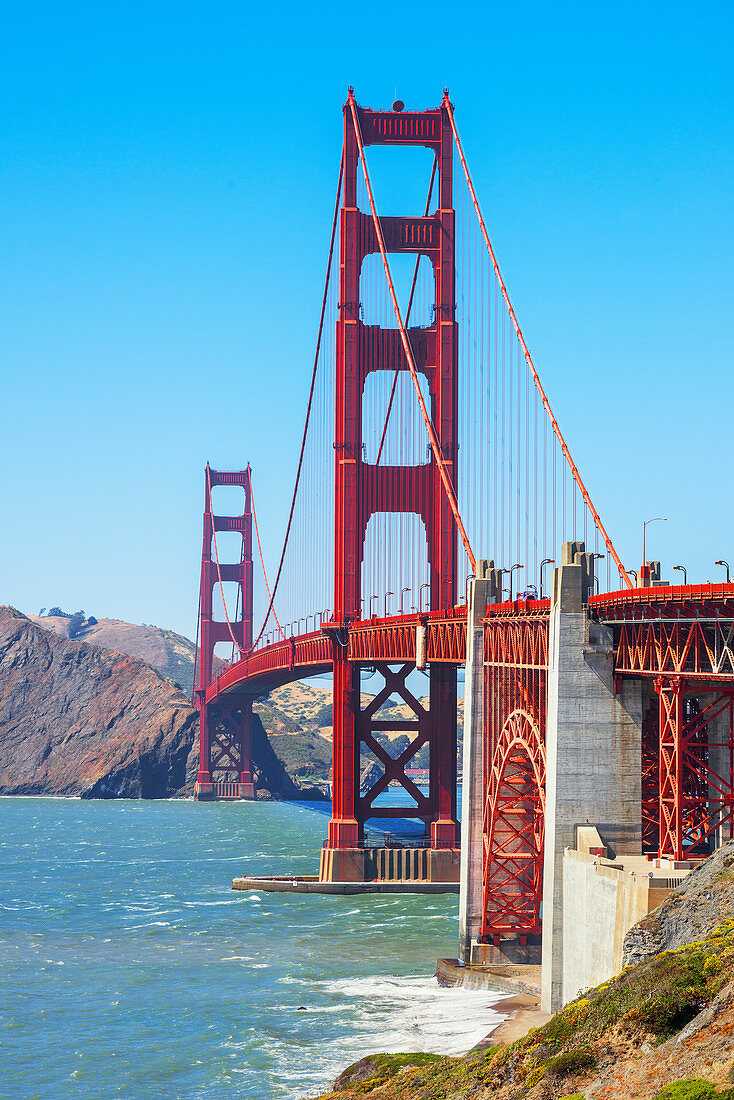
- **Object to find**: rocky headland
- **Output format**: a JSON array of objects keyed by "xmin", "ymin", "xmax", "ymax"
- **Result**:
[{"xmin": 0, "ymin": 606, "xmax": 314, "ymax": 800}]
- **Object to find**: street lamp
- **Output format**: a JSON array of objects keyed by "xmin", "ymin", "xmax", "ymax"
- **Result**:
[
  {"xmin": 715, "ymin": 560, "xmax": 731, "ymax": 583},
  {"xmin": 501, "ymin": 563, "xmax": 523, "ymax": 601},
  {"xmin": 383, "ymin": 591, "xmax": 394, "ymax": 617},
  {"xmin": 369, "ymin": 595, "xmax": 379, "ymax": 618},
  {"xmin": 642, "ymin": 517, "xmax": 667, "ymax": 576},
  {"xmin": 592, "ymin": 553, "xmax": 605, "ymax": 594},
  {"xmin": 673, "ymin": 565, "xmax": 687, "ymax": 586},
  {"xmin": 420, "ymin": 583, "xmax": 430, "ymax": 612},
  {"xmin": 627, "ymin": 569, "xmax": 638, "ymax": 586},
  {"xmin": 464, "ymin": 573, "xmax": 475, "ymax": 608},
  {"xmin": 400, "ymin": 587, "xmax": 410, "ymax": 614},
  {"xmin": 306, "ymin": 614, "xmax": 313, "ymax": 633},
  {"xmin": 539, "ymin": 558, "xmax": 555, "ymax": 599}
]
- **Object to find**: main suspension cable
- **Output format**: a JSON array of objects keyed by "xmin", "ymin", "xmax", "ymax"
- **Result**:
[
  {"xmin": 348, "ymin": 91, "xmax": 476, "ymax": 574},
  {"xmin": 444, "ymin": 91, "xmax": 631, "ymax": 590},
  {"xmin": 250, "ymin": 154, "xmax": 344, "ymax": 648}
]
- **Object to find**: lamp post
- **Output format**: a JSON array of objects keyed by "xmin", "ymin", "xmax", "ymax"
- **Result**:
[
  {"xmin": 715, "ymin": 560, "xmax": 731, "ymax": 583},
  {"xmin": 673, "ymin": 565, "xmax": 687, "ymax": 586},
  {"xmin": 464, "ymin": 573, "xmax": 475, "ymax": 608},
  {"xmin": 539, "ymin": 558, "xmax": 555, "ymax": 599},
  {"xmin": 642, "ymin": 517, "xmax": 667, "ymax": 579},
  {"xmin": 419, "ymin": 583, "xmax": 430, "ymax": 612},
  {"xmin": 627, "ymin": 569, "xmax": 638, "ymax": 586},
  {"xmin": 592, "ymin": 553, "xmax": 605, "ymax": 595},
  {"xmin": 369, "ymin": 595, "xmax": 379, "ymax": 618},
  {"xmin": 400, "ymin": 587, "xmax": 410, "ymax": 614},
  {"xmin": 508, "ymin": 563, "xmax": 523, "ymax": 601},
  {"xmin": 383, "ymin": 591, "xmax": 394, "ymax": 618}
]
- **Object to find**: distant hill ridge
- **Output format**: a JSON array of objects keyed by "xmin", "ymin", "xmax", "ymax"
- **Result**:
[{"xmin": 30, "ymin": 614, "xmax": 205, "ymax": 694}]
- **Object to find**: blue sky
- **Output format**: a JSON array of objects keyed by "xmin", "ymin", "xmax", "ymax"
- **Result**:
[{"xmin": 1, "ymin": 1, "xmax": 733, "ymax": 639}]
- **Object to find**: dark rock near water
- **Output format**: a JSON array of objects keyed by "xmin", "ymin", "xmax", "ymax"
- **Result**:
[{"xmin": 0, "ymin": 606, "xmax": 325, "ymax": 801}]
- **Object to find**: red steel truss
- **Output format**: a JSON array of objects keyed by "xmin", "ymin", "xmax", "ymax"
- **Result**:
[
  {"xmin": 481, "ymin": 609, "xmax": 548, "ymax": 941},
  {"xmin": 595, "ymin": 585, "xmax": 734, "ymax": 860},
  {"xmin": 330, "ymin": 95, "xmax": 459, "ymax": 851},
  {"xmin": 655, "ymin": 680, "xmax": 734, "ymax": 860},
  {"xmin": 194, "ymin": 467, "xmax": 255, "ymax": 801}
]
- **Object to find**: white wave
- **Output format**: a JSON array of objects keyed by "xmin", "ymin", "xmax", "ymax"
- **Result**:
[
  {"xmin": 182, "ymin": 899, "xmax": 239, "ymax": 907},
  {"xmin": 313, "ymin": 974, "xmax": 507, "ymax": 1056},
  {"xmin": 219, "ymin": 956, "xmax": 256, "ymax": 961}
]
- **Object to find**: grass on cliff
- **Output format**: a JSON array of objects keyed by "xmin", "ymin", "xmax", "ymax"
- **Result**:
[{"xmin": 316, "ymin": 921, "xmax": 734, "ymax": 1100}]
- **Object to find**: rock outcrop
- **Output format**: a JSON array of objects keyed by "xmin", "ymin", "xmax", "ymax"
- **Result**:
[
  {"xmin": 0, "ymin": 606, "xmax": 319, "ymax": 800},
  {"xmin": 0, "ymin": 606, "xmax": 197, "ymax": 798},
  {"xmin": 623, "ymin": 839, "xmax": 734, "ymax": 966}
]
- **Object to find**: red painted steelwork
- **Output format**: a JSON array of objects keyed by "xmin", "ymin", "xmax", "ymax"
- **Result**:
[
  {"xmin": 596, "ymin": 585, "xmax": 734, "ymax": 861},
  {"xmin": 194, "ymin": 467, "xmax": 255, "ymax": 799},
  {"xmin": 330, "ymin": 94, "xmax": 460, "ymax": 850},
  {"xmin": 481, "ymin": 611, "xmax": 548, "ymax": 941}
]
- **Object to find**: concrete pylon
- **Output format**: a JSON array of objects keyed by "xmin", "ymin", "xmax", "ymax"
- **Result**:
[
  {"xmin": 458, "ymin": 559, "xmax": 500, "ymax": 962},
  {"xmin": 541, "ymin": 541, "xmax": 643, "ymax": 1013}
]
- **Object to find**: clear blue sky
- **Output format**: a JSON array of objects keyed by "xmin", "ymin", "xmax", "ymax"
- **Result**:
[{"xmin": 2, "ymin": 1, "xmax": 733, "ymax": 639}]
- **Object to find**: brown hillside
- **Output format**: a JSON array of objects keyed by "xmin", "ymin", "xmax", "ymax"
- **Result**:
[
  {"xmin": 0, "ymin": 607, "xmax": 310, "ymax": 800},
  {"xmin": 1, "ymin": 607, "xmax": 196, "ymax": 798},
  {"xmin": 29, "ymin": 614, "xmax": 215, "ymax": 695}
]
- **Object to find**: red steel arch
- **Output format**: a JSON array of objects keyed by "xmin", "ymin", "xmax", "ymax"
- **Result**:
[{"xmin": 481, "ymin": 708, "xmax": 546, "ymax": 942}]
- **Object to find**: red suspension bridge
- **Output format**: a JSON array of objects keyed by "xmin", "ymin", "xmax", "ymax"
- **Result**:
[{"xmin": 192, "ymin": 91, "xmax": 734, "ymax": 932}]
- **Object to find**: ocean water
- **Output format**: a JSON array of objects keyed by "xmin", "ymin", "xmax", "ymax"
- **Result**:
[{"xmin": 0, "ymin": 797, "xmax": 504, "ymax": 1099}]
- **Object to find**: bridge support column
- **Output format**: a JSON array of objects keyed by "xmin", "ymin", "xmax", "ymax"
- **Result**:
[
  {"xmin": 327, "ymin": 649, "xmax": 360, "ymax": 851},
  {"xmin": 458, "ymin": 561, "xmax": 496, "ymax": 962},
  {"xmin": 541, "ymin": 541, "xmax": 643, "ymax": 1013},
  {"xmin": 193, "ymin": 466, "xmax": 255, "ymax": 802}
]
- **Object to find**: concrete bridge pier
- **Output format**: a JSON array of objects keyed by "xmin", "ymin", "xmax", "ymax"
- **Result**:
[
  {"xmin": 541, "ymin": 542, "xmax": 643, "ymax": 1012},
  {"xmin": 458, "ymin": 559, "xmax": 500, "ymax": 962}
]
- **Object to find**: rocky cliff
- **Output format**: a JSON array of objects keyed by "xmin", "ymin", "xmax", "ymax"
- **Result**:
[
  {"xmin": 0, "ymin": 607, "xmax": 309, "ymax": 800},
  {"xmin": 623, "ymin": 840, "xmax": 734, "ymax": 967}
]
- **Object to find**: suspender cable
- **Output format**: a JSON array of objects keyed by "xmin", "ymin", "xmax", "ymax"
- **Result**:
[
  {"xmin": 444, "ymin": 91, "xmax": 631, "ymax": 590},
  {"xmin": 251, "ymin": 154, "xmax": 344, "ymax": 649},
  {"xmin": 348, "ymin": 91, "xmax": 476, "ymax": 575},
  {"xmin": 248, "ymin": 467, "xmax": 285, "ymax": 640}
]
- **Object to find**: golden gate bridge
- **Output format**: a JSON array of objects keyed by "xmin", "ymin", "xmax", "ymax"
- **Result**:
[{"xmin": 190, "ymin": 90, "xmax": 734, "ymax": 958}]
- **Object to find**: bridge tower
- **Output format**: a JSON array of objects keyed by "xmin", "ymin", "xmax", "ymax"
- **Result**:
[
  {"xmin": 194, "ymin": 465, "xmax": 255, "ymax": 801},
  {"xmin": 328, "ymin": 95, "xmax": 459, "ymax": 855}
]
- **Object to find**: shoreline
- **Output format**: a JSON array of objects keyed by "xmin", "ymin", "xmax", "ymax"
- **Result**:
[{"xmin": 475, "ymin": 992, "xmax": 552, "ymax": 1050}]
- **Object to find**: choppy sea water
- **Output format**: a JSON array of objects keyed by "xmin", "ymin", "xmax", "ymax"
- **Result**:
[{"xmin": 0, "ymin": 797, "xmax": 505, "ymax": 1098}]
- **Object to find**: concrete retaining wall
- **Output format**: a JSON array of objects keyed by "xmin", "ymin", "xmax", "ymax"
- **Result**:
[{"xmin": 561, "ymin": 848, "xmax": 684, "ymax": 1004}]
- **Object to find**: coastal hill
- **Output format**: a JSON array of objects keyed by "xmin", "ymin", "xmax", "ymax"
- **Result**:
[
  {"xmin": 316, "ymin": 840, "xmax": 734, "ymax": 1099},
  {"xmin": 29, "ymin": 612, "xmax": 212, "ymax": 695},
  {"xmin": 0, "ymin": 607, "xmax": 307, "ymax": 800}
]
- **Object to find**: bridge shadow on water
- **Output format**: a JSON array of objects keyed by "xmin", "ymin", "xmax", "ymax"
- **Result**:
[{"xmin": 283, "ymin": 785, "xmax": 462, "ymax": 847}]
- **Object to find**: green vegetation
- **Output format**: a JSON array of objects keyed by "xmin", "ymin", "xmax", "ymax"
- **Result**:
[{"xmin": 654, "ymin": 1081, "xmax": 734, "ymax": 1099}]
